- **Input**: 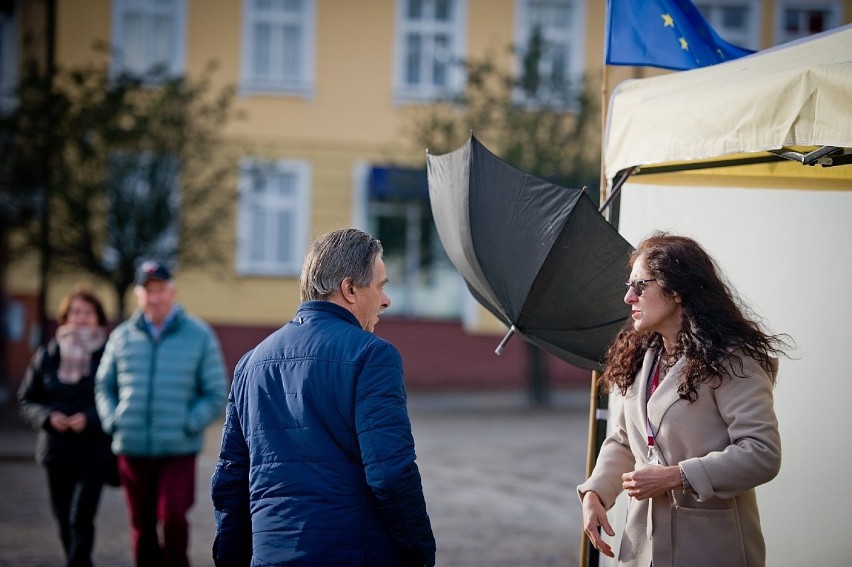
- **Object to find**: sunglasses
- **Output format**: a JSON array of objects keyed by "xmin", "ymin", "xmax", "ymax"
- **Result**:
[{"xmin": 625, "ymin": 278, "xmax": 656, "ymax": 297}]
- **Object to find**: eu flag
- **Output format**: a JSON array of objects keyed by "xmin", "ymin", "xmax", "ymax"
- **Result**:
[{"xmin": 605, "ymin": 0, "xmax": 755, "ymax": 70}]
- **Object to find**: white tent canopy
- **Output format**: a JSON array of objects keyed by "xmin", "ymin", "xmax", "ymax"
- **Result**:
[
  {"xmin": 597, "ymin": 23, "xmax": 852, "ymax": 567},
  {"xmin": 604, "ymin": 24, "xmax": 852, "ymax": 187}
]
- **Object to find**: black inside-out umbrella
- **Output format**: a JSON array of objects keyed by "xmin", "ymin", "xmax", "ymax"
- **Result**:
[{"xmin": 426, "ymin": 136, "xmax": 634, "ymax": 370}]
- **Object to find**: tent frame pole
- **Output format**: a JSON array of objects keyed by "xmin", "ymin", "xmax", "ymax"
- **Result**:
[{"xmin": 599, "ymin": 167, "xmax": 636, "ymax": 215}]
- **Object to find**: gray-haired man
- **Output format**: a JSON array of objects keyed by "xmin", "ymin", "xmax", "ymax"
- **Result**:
[
  {"xmin": 212, "ymin": 228, "xmax": 436, "ymax": 566},
  {"xmin": 97, "ymin": 261, "xmax": 227, "ymax": 567}
]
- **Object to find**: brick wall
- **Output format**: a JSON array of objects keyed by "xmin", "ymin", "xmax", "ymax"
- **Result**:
[{"xmin": 214, "ymin": 317, "xmax": 591, "ymax": 391}]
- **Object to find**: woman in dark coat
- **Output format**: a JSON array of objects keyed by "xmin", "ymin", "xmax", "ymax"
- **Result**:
[{"xmin": 18, "ymin": 286, "xmax": 114, "ymax": 567}]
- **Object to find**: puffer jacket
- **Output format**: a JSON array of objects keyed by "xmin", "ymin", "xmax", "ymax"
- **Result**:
[
  {"xmin": 95, "ymin": 305, "xmax": 227, "ymax": 457},
  {"xmin": 211, "ymin": 301, "xmax": 436, "ymax": 567}
]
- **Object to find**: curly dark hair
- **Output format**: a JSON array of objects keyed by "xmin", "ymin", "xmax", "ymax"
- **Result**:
[{"xmin": 601, "ymin": 232, "xmax": 790, "ymax": 401}]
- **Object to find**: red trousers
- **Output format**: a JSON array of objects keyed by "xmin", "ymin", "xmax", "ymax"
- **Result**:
[{"xmin": 117, "ymin": 454, "xmax": 196, "ymax": 567}]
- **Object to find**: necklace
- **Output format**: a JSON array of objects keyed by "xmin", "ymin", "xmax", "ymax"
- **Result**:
[{"xmin": 658, "ymin": 348, "xmax": 678, "ymax": 376}]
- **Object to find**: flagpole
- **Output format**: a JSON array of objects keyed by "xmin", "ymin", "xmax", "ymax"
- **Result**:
[
  {"xmin": 580, "ymin": 369, "xmax": 601, "ymax": 567},
  {"xmin": 599, "ymin": 63, "xmax": 610, "ymax": 214},
  {"xmin": 579, "ymin": 60, "xmax": 612, "ymax": 567}
]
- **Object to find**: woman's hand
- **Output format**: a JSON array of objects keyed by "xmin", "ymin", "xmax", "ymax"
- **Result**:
[
  {"xmin": 49, "ymin": 411, "xmax": 70, "ymax": 432},
  {"xmin": 582, "ymin": 491, "xmax": 615, "ymax": 558},
  {"xmin": 622, "ymin": 464, "xmax": 682, "ymax": 500},
  {"xmin": 67, "ymin": 412, "xmax": 87, "ymax": 433}
]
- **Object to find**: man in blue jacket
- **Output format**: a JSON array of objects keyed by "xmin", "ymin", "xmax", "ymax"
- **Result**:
[
  {"xmin": 96, "ymin": 261, "xmax": 227, "ymax": 567},
  {"xmin": 212, "ymin": 228, "xmax": 436, "ymax": 566}
]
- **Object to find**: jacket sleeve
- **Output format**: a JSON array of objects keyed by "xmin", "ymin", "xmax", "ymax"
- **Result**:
[
  {"xmin": 355, "ymin": 341, "xmax": 436, "ymax": 567},
  {"xmin": 82, "ymin": 349, "xmax": 107, "ymax": 434},
  {"xmin": 680, "ymin": 355, "xmax": 781, "ymax": 502},
  {"xmin": 186, "ymin": 324, "xmax": 228, "ymax": 435},
  {"xmin": 211, "ymin": 361, "xmax": 252, "ymax": 567},
  {"xmin": 577, "ymin": 391, "xmax": 636, "ymax": 509},
  {"xmin": 18, "ymin": 347, "xmax": 52, "ymax": 432},
  {"xmin": 95, "ymin": 331, "xmax": 121, "ymax": 435}
]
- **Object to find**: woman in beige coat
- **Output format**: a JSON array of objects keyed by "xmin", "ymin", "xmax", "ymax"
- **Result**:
[{"xmin": 579, "ymin": 232, "xmax": 788, "ymax": 567}]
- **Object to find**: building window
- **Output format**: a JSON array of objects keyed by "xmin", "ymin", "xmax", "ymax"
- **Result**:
[
  {"xmin": 394, "ymin": 0, "xmax": 468, "ymax": 102},
  {"xmin": 111, "ymin": 0, "xmax": 186, "ymax": 77},
  {"xmin": 775, "ymin": 1, "xmax": 840, "ymax": 43},
  {"xmin": 515, "ymin": 0, "xmax": 587, "ymax": 98},
  {"xmin": 236, "ymin": 158, "xmax": 311, "ymax": 276},
  {"xmin": 0, "ymin": 1, "xmax": 19, "ymax": 112},
  {"xmin": 359, "ymin": 166, "xmax": 463, "ymax": 319},
  {"xmin": 695, "ymin": 1, "xmax": 760, "ymax": 50},
  {"xmin": 241, "ymin": 0, "xmax": 316, "ymax": 96},
  {"xmin": 104, "ymin": 153, "xmax": 181, "ymax": 269}
]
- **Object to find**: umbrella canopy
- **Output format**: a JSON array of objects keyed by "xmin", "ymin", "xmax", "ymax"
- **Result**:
[{"xmin": 427, "ymin": 136, "xmax": 634, "ymax": 370}]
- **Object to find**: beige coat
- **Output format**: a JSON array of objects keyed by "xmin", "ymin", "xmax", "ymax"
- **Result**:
[{"xmin": 578, "ymin": 349, "xmax": 781, "ymax": 567}]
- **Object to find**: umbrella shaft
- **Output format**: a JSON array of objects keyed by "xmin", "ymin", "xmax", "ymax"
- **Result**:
[{"xmin": 494, "ymin": 325, "xmax": 517, "ymax": 355}]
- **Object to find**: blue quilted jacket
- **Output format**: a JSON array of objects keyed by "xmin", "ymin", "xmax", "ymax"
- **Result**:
[
  {"xmin": 95, "ymin": 306, "xmax": 227, "ymax": 457},
  {"xmin": 211, "ymin": 301, "xmax": 436, "ymax": 566}
]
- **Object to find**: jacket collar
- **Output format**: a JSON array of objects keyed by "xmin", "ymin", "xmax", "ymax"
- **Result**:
[
  {"xmin": 131, "ymin": 304, "xmax": 185, "ymax": 337},
  {"xmin": 295, "ymin": 301, "xmax": 363, "ymax": 330},
  {"xmin": 640, "ymin": 347, "xmax": 685, "ymax": 439}
]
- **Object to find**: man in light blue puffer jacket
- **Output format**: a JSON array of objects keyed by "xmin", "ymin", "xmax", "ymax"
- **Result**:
[
  {"xmin": 96, "ymin": 261, "xmax": 227, "ymax": 567},
  {"xmin": 212, "ymin": 228, "xmax": 436, "ymax": 567}
]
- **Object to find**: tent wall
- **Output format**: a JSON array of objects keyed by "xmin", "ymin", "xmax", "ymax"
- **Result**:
[{"xmin": 607, "ymin": 182, "xmax": 852, "ymax": 566}]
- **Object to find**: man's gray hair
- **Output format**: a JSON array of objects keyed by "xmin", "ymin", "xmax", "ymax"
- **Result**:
[{"xmin": 299, "ymin": 228, "xmax": 383, "ymax": 301}]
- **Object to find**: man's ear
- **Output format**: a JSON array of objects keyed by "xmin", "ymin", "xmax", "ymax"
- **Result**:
[{"xmin": 340, "ymin": 277, "xmax": 357, "ymax": 305}]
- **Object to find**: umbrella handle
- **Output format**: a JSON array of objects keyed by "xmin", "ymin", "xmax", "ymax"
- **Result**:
[{"xmin": 494, "ymin": 325, "xmax": 517, "ymax": 355}]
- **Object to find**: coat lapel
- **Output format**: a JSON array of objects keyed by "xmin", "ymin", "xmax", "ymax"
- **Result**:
[
  {"xmin": 647, "ymin": 354, "xmax": 685, "ymax": 465},
  {"xmin": 637, "ymin": 349, "xmax": 657, "ymax": 457}
]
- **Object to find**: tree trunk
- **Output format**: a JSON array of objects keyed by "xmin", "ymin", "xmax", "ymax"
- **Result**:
[
  {"xmin": 526, "ymin": 342, "xmax": 550, "ymax": 407},
  {"xmin": 0, "ymin": 228, "xmax": 8, "ymax": 401},
  {"xmin": 36, "ymin": 0, "xmax": 58, "ymax": 347},
  {"xmin": 115, "ymin": 283, "xmax": 130, "ymax": 324}
]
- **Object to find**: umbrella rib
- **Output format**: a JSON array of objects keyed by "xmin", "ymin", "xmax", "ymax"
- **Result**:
[{"xmin": 518, "ymin": 316, "xmax": 627, "ymax": 333}]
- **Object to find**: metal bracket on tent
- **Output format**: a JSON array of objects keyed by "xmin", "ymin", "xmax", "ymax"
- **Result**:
[
  {"xmin": 822, "ymin": 151, "xmax": 852, "ymax": 167},
  {"xmin": 599, "ymin": 145, "xmax": 851, "ymax": 217},
  {"xmin": 768, "ymin": 146, "xmax": 842, "ymax": 165},
  {"xmin": 819, "ymin": 148, "xmax": 852, "ymax": 167},
  {"xmin": 599, "ymin": 167, "xmax": 637, "ymax": 215}
]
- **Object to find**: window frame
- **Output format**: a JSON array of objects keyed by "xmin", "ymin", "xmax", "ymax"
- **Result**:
[
  {"xmin": 356, "ymin": 164, "xmax": 465, "ymax": 319},
  {"xmin": 694, "ymin": 0, "xmax": 761, "ymax": 50},
  {"xmin": 773, "ymin": 0, "xmax": 841, "ymax": 44},
  {"xmin": 393, "ymin": 0, "xmax": 469, "ymax": 103},
  {"xmin": 514, "ymin": 0, "xmax": 588, "ymax": 100},
  {"xmin": 110, "ymin": 0, "xmax": 187, "ymax": 78},
  {"xmin": 0, "ymin": 2, "xmax": 19, "ymax": 113},
  {"xmin": 240, "ymin": 0, "xmax": 317, "ymax": 97},
  {"xmin": 235, "ymin": 157, "xmax": 312, "ymax": 277}
]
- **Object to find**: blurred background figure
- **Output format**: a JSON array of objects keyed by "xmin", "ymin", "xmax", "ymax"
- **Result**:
[
  {"xmin": 96, "ymin": 261, "xmax": 227, "ymax": 567},
  {"xmin": 18, "ymin": 285, "xmax": 113, "ymax": 567}
]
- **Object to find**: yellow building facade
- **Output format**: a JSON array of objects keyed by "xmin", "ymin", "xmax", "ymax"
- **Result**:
[{"xmin": 3, "ymin": 0, "xmax": 850, "ymax": 392}]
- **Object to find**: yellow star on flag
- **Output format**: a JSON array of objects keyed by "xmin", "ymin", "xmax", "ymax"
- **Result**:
[
  {"xmin": 679, "ymin": 37, "xmax": 689, "ymax": 50},
  {"xmin": 661, "ymin": 13, "xmax": 674, "ymax": 27}
]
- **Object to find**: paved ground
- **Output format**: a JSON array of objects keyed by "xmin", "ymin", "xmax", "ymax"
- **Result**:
[{"xmin": 0, "ymin": 390, "xmax": 591, "ymax": 566}]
